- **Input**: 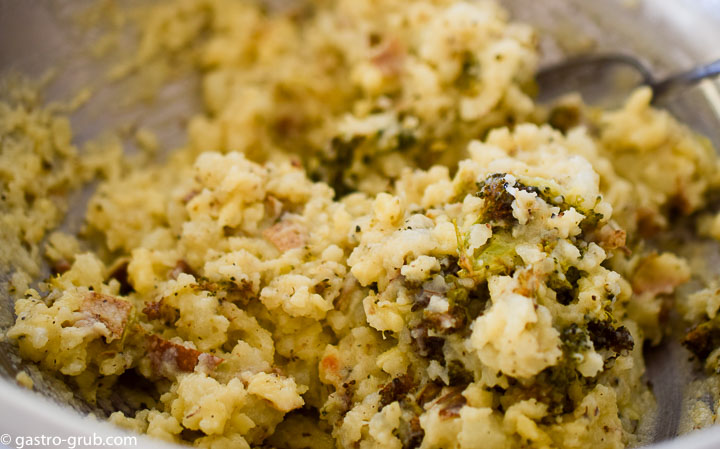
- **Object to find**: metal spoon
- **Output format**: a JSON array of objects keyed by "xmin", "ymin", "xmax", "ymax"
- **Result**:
[{"xmin": 536, "ymin": 53, "xmax": 720, "ymax": 105}]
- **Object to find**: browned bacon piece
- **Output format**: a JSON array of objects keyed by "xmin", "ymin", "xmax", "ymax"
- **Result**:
[
  {"xmin": 77, "ymin": 292, "xmax": 133, "ymax": 342},
  {"xmin": 263, "ymin": 220, "xmax": 306, "ymax": 252},
  {"xmin": 147, "ymin": 334, "xmax": 223, "ymax": 378}
]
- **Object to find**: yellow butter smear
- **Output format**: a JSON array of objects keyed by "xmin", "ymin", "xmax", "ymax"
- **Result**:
[{"xmin": 4, "ymin": 1, "xmax": 720, "ymax": 448}]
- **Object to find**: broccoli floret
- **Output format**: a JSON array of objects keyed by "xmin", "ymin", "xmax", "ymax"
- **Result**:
[
  {"xmin": 683, "ymin": 316, "xmax": 720, "ymax": 361},
  {"xmin": 409, "ymin": 323, "xmax": 445, "ymax": 361},
  {"xmin": 321, "ymin": 135, "xmax": 365, "ymax": 198},
  {"xmin": 476, "ymin": 173, "xmax": 516, "ymax": 225},
  {"xmin": 502, "ymin": 363, "xmax": 583, "ymax": 417},
  {"xmin": 547, "ymin": 266, "xmax": 586, "ymax": 306},
  {"xmin": 379, "ymin": 374, "xmax": 415, "ymax": 408},
  {"xmin": 587, "ymin": 320, "xmax": 634, "ymax": 355},
  {"xmin": 455, "ymin": 51, "xmax": 480, "ymax": 92},
  {"xmin": 447, "ymin": 360, "xmax": 474, "ymax": 386},
  {"xmin": 560, "ymin": 323, "xmax": 592, "ymax": 355},
  {"xmin": 473, "ymin": 230, "xmax": 521, "ymax": 275},
  {"xmin": 548, "ymin": 104, "xmax": 581, "ymax": 133},
  {"xmin": 399, "ymin": 416, "xmax": 424, "ymax": 449}
]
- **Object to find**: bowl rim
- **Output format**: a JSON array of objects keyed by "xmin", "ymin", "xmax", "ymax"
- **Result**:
[
  {"xmin": 0, "ymin": 375, "xmax": 719, "ymax": 449},
  {"xmin": 0, "ymin": 379, "xmax": 175, "ymax": 449}
]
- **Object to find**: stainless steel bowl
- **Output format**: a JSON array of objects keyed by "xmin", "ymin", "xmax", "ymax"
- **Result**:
[{"xmin": 2, "ymin": 1, "xmax": 720, "ymax": 447}]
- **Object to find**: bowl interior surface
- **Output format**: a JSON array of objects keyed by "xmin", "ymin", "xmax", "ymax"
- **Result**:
[{"xmin": 2, "ymin": 0, "xmax": 720, "ymax": 447}]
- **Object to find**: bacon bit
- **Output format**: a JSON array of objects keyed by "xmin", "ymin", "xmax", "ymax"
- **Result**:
[
  {"xmin": 370, "ymin": 38, "xmax": 405, "ymax": 77},
  {"xmin": 107, "ymin": 258, "xmax": 133, "ymax": 295},
  {"xmin": 182, "ymin": 189, "xmax": 200, "ymax": 204},
  {"xmin": 379, "ymin": 374, "xmax": 414, "ymax": 408},
  {"xmin": 416, "ymin": 382, "xmax": 443, "ymax": 407},
  {"xmin": 405, "ymin": 416, "xmax": 425, "ymax": 448},
  {"xmin": 591, "ymin": 224, "xmax": 630, "ymax": 255},
  {"xmin": 262, "ymin": 220, "xmax": 306, "ymax": 251},
  {"xmin": 169, "ymin": 260, "xmax": 196, "ymax": 280},
  {"xmin": 290, "ymin": 159, "xmax": 302, "ymax": 168},
  {"xmin": 51, "ymin": 259, "xmax": 72, "ymax": 275},
  {"xmin": 77, "ymin": 293, "xmax": 133, "ymax": 342},
  {"xmin": 142, "ymin": 300, "xmax": 163, "ymax": 320},
  {"xmin": 142, "ymin": 299, "xmax": 177, "ymax": 323},
  {"xmin": 147, "ymin": 334, "xmax": 223, "ymax": 378},
  {"xmin": 632, "ymin": 253, "xmax": 690, "ymax": 296},
  {"xmin": 436, "ymin": 387, "xmax": 467, "ymax": 419}
]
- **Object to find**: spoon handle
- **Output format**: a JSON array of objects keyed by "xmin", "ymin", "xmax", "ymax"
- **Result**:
[{"xmin": 652, "ymin": 59, "xmax": 720, "ymax": 100}]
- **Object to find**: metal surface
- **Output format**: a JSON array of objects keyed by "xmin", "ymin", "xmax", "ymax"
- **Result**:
[
  {"xmin": 2, "ymin": 0, "xmax": 720, "ymax": 447},
  {"xmin": 535, "ymin": 53, "xmax": 720, "ymax": 104}
]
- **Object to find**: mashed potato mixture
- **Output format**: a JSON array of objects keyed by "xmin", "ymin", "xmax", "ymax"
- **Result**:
[{"xmin": 3, "ymin": 0, "xmax": 720, "ymax": 448}]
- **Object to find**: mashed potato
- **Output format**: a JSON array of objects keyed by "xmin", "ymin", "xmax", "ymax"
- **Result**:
[{"xmin": 3, "ymin": 0, "xmax": 720, "ymax": 448}]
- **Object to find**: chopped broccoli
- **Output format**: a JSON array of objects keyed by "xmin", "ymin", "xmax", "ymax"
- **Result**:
[
  {"xmin": 587, "ymin": 320, "xmax": 634, "ymax": 355},
  {"xmin": 473, "ymin": 230, "xmax": 521, "ymax": 276},
  {"xmin": 548, "ymin": 104, "xmax": 581, "ymax": 133},
  {"xmin": 547, "ymin": 266, "xmax": 586, "ymax": 306},
  {"xmin": 683, "ymin": 316, "xmax": 720, "ymax": 361},
  {"xmin": 476, "ymin": 173, "xmax": 516, "ymax": 225},
  {"xmin": 379, "ymin": 374, "xmax": 415, "ymax": 408}
]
